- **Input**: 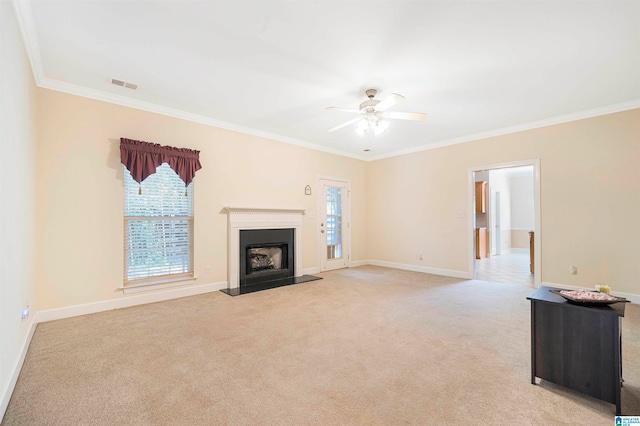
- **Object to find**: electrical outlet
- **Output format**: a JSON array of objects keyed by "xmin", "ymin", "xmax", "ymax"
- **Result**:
[
  {"xmin": 205, "ymin": 265, "xmax": 212, "ymax": 274},
  {"xmin": 21, "ymin": 306, "xmax": 30, "ymax": 320},
  {"xmin": 570, "ymin": 265, "xmax": 577, "ymax": 275}
]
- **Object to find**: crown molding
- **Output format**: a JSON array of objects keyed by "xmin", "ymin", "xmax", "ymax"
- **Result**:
[
  {"xmin": 11, "ymin": 0, "xmax": 43, "ymax": 85},
  {"xmin": 12, "ymin": 0, "xmax": 639, "ymax": 163},
  {"xmin": 38, "ymin": 77, "xmax": 368, "ymax": 161},
  {"xmin": 366, "ymin": 100, "xmax": 640, "ymax": 161},
  {"xmin": 10, "ymin": 1, "xmax": 367, "ymax": 161},
  {"xmin": 34, "ymin": 78, "xmax": 640, "ymax": 165}
]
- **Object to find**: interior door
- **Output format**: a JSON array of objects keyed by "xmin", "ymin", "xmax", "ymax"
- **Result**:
[{"xmin": 319, "ymin": 178, "xmax": 349, "ymax": 271}]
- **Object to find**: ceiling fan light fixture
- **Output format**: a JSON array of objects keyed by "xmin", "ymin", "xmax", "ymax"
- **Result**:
[
  {"xmin": 355, "ymin": 118, "xmax": 368, "ymax": 136},
  {"xmin": 374, "ymin": 119, "xmax": 389, "ymax": 136},
  {"xmin": 328, "ymin": 88, "xmax": 426, "ymax": 137}
]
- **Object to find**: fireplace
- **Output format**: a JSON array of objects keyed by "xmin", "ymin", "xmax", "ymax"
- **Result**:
[
  {"xmin": 223, "ymin": 207, "xmax": 305, "ymax": 291},
  {"xmin": 222, "ymin": 207, "xmax": 321, "ymax": 296},
  {"xmin": 239, "ymin": 228, "xmax": 294, "ymax": 286}
]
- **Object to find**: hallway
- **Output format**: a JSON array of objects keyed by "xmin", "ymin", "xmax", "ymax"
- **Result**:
[{"xmin": 474, "ymin": 252, "xmax": 533, "ymax": 286}]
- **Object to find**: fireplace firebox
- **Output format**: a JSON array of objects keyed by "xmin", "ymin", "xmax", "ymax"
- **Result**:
[{"xmin": 239, "ymin": 228, "xmax": 294, "ymax": 286}]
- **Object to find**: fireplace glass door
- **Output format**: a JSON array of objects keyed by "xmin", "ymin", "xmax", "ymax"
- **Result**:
[{"xmin": 239, "ymin": 228, "xmax": 294, "ymax": 286}]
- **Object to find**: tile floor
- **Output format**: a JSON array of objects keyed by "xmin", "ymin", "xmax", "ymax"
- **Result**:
[{"xmin": 474, "ymin": 251, "xmax": 534, "ymax": 287}]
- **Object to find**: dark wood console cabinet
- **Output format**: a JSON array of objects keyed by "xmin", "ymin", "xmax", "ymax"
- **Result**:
[{"xmin": 527, "ymin": 286, "xmax": 626, "ymax": 415}]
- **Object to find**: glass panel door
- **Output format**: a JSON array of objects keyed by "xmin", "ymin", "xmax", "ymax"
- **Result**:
[
  {"xmin": 326, "ymin": 186, "xmax": 343, "ymax": 260},
  {"xmin": 319, "ymin": 178, "xmax": 349, "ymax": 271}
]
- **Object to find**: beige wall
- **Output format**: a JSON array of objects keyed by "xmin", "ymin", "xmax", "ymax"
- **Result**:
[
  {"xmin": 1, "ymin": 0, "xmax": 38, "ymax": 415},
  {"xmin": 35, "ymin": 89, "xmax": 368, "ymax": 310},
  {"xmin": 31, "ymin": 87, "xmax": 640, "ymax": 310},
  {"xmin": 511, "ymin": 230, "xmax": 531, "ymax": 249},
  {"xmin": 368, "ymin": 109, "xmax": 640, "ymax": 295}
]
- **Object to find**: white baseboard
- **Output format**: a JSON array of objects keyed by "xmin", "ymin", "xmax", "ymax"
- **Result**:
[
  {"xmin": 36, "ymin": 281, "xmax": 227, "ymax": 324},
  {"xmin": 497, "ymin": 248, "xmax": 533, "ymax": 255},
  {"xmin": 1, "ymin": 318, "xmax": 37, "ymax": 422},
  {"xmin": 2, "ymin": 280, "xmax": 226, "ymax": 421},
  {"xmin": 305, "ymin": 259, "xmax": 471, "ymax": 280},
  {"xmin": 541, "ymin": 281, "xmax": 640, "ymax": 304},
  {"xmin": 508, "ymin": 248, "xmax": 528, "ymax": 254},
  {"xmin": 368, "ymin": 260, "xmax": 472, "ymax": 280},
  {"xmin": 301, "ymin": 260, "xmax": 369, "ymax": 275},
  {"xmin": 301, "ymin": 267, "xmax": 321, "ymax": 275}
]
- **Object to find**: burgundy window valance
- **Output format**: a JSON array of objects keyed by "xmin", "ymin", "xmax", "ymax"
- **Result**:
[{"xmin": 120, "ymin": 138, "xmax": 202, "ymax": 187}]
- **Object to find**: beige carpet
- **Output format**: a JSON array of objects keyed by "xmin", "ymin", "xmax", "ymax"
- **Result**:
[{"xmin": 3, "ymin": 266, "xmax": 639, "ymax": 425}]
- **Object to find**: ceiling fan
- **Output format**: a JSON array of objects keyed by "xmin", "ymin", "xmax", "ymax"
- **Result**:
[{"xmin": 326, "ymin": 89, "xmax": 427, "ymax": 136}]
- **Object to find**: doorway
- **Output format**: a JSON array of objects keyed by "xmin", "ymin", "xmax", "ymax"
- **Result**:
[
  {"xmin": 469, "ymin": 160, "xmax": 540, "ymax": 288},
  {"xmin": 318, "ymin": 177, "xmax": 350, "ymax": 272}
]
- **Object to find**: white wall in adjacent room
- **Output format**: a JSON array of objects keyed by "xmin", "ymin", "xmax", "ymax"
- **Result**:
[
  {"xmin": 510, "ymin": 174, "xmax": 534, "ymax": 230},
  {"xmin": 489, "ymin": 168, "xmax": 512, "ymax": 252},
  {"xmin": 510, "ymin": 173, "xmax": 535, "ymax": 249}
]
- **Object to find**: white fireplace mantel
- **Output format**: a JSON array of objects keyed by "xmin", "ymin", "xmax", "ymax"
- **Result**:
[{"xmin": 224, "ymin": 207, "xmax": 305, "ymax": 290}]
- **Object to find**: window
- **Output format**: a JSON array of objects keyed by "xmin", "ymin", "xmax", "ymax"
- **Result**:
[
  {"xmin": 326, "ymin": 186, "xmax": 343, "ymax": 259},
  {"xmin": 124, "ymin": 163, "xmax": 194, "ymax": 286}
]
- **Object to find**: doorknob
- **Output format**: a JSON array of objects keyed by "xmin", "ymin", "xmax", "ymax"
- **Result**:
[
  {"xmin": 321, "ymin": 230, "xmax": 325, "ymax": 233},
  {"xmin": 321, "ymin": 223, "xmax": 324, "ymax": 226}
]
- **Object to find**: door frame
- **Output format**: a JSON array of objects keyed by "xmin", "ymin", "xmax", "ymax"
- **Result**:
[
  {"xmin": 317, "ymin": 175, "xmax": 351, "ymax": 272},
  {"xmin": 468, "ymin": 159, "xmax": 541, "ymax": 288}
]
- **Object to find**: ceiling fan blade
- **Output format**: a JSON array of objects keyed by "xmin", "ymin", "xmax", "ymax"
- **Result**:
[
  {"xmin": 386, "ymin": 111, "xmax": 427, "ymax": 121},
  {"xmin": 325, "ymin": 107, "xmax": 361, "ymax": 113},
  {"xmin": 328, "ymin": 117, "xmax": 363, "ymax": 132},
  {"xmin": 375, "ymin": 93, "xmax": 405, "ymax": 111}
]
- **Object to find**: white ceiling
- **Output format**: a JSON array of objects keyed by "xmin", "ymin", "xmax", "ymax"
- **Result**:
[{"xmin": 15, "ymin": 0, "xmax": 640, "ymax": 160}]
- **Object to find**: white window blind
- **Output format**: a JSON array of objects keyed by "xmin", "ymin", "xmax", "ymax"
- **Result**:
[{"xmin": 124, "ymin": 163, "xmax": 194, "ymax": 285}]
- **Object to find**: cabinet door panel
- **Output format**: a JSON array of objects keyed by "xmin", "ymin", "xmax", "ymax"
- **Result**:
[{"xmin": 475, "ymin": 181, "xmax": 487, "ymax": 213}]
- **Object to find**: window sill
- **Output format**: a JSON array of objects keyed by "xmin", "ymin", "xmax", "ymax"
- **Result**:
[{"xmin": 122, "ymin": 276, "xmax": 198, "ymax": 294}]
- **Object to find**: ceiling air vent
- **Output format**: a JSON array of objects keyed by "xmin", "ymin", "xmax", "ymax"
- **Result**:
[{"xmin": 111, "ymin": 78, "xmax": 137, "ymax": 90}]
